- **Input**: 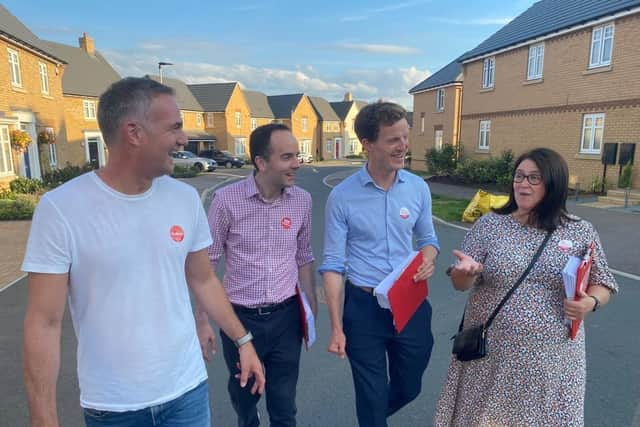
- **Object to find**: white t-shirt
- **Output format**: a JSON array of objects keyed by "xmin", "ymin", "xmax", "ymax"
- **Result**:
[{"xmin": 22, "ymin": 172, "xmax": 212, "ymax": 411}]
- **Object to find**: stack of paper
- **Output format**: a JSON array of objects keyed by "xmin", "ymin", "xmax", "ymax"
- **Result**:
[
  {"xmin": 562, "ymin": 256, "xmax": 581, "ymax": 299},
  {"xmin": 296, "ymin": 286, "xmax": 316, "ymax": 350},
  {"xmin": 374, "ymin": 251, "xmax": 428, "ymax": 333},
  {"xmin": 561, "ymin": 242, "xmax": 595, "ymax": 340}
]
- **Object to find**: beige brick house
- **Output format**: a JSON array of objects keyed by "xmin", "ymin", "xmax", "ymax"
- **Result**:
[
  {"xmin": 330, "ymin": 93, "xmax": 368, "ymax": 158},
  {"xmin": 309, "ymin": 96, "xmax": 341, "ymax": 160},
  {"xmin": 41, "ymin": 34, "xmax": 120, "ymax": 169},
  {"xmin": 0, "ymin": 5, "xmax": 66, "ymax": 187},
  {"xmin": 267, "ymin": 94, "xmax": 318, "ymax": 159},
  {"xmin": 244, "ymin": 90, "xmax": 275, "ymax": 136},
  {"xmin": 457, "ymin": 0, "xmax": 640, "ymax": 189},
  {"xmin": 409, "ymin": 59, "xmax": 463, "ymax": 171},
  {"xmin": 189, "ymin": 82, "xmax": 251, "ymax": 156}
]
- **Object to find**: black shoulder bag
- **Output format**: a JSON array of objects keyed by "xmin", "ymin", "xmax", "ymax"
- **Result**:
[{"xmin": 451, "ymin": 231, "xmax": 552, "ymax": 362}]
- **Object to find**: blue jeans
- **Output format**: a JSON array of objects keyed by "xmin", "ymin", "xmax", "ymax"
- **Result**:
[
  {"xmin": 343, "ymin": 282, "xmax": 434, "ymax": 427},
  {"xmin": 83, "ymin": 381, "xmax": 210, "ymax": 427}
]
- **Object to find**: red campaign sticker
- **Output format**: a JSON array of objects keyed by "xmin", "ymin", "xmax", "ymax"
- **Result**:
[
  {"xmin": 399, "ymin": 207, "xmax": 410, "ymax": 219},
  {"xmin": 281, "ymin": 217, "xmax": 292, "ymax": 229},
  {"xmin": 170, "ymin": 225, "xmax": 185, "ymax": 242}
]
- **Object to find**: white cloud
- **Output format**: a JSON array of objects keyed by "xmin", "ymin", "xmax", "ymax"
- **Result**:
[
  {"xmin": 428, "ymin": 16, "xmax": 513, "ymax": 25},
  {"xmin": 102, "ymin": 50, "xmax": 429, "ymax": 110},
  {"xmin": 344, "ymin": 0, "xmax": 430, "ymax": 21},
  {"xmin": 336, "ymin": 43, "xmax": 420, "ymax": 55},
  {"xmin": 139, "ymin": 43, "xmax": 165, "ymax": 51}
]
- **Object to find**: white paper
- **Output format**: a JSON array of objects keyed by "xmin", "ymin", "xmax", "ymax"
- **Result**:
[
  {"xmin": 299, "ymin": 290, "xmax": 316, "ymax": 348},
  {"xmin": 374, "ymin": 251, "xmax": 419, "ymax": 310},
  {"xmin": 562, "ymin": 256, "xmax": 581, "ymax": 298}
]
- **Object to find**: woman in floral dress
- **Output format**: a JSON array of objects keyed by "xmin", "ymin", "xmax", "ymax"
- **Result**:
[{"xmin": 434, "ymin": 148, "xmax": 618, "ymax": 426}]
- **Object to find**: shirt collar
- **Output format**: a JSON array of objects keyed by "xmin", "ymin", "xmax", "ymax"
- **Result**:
[{"xmin": 358, "ymin": 163, "xmax": 406, "ymax": 188}]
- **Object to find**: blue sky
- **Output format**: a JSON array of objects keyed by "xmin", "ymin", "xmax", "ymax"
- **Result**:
[{"xmin": 6, "ymin": 0, "xmax": 536, "ymax": 108}]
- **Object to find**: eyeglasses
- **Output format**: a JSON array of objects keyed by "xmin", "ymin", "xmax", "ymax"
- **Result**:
[{"xmin": 513, "ymin": 172, "xmax": 543, "ymax": 185}]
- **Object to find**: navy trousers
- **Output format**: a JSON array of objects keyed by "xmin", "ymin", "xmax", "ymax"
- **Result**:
[
  {"xmin": 220, "ymin": 297, "xmax": 302, "ymax": 427},
  {"xmin": 343, "ymin": 282, "xmax": 434, "ymax": 427}
]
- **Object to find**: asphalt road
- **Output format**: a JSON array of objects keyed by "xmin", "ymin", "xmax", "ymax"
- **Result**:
[{"xmin": 1, "ymin": 165, "xmax": 638, "ymax": 426}]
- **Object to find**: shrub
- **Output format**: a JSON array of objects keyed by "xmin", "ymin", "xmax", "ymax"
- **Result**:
[
  {"xmin": 171, "ymin": 165, "xmax": 199, "ymax": 178},
  {"xmin": 453, "ymin": 150, "xmax": 514, "ymax": 190},
  {"xmin": 345, "ymin": 154, "xmax": 364, "ymax": 159},
  {"xmin": 425, "ymin": 144, "xmax": 459, "ymax": 175},
  {"xmin": 618, "ymin": 161, "xmax": 633, "ymax": 189},
  {"xmin": 0, "ymin": 190, "xmax": 18, "ymax": 200},
  {"xmin": 0, "ymin": 197, "xmax": 35, "ymax": 220},
  {"xmin": 9, "ymin": 177, "xmax": 44, "ymax": 194},
  {"xmin": 42, "ymin": 162, "xmax": 95, "ymax": 188}
]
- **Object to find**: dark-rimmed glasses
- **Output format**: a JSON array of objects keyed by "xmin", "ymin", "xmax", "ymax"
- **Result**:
[{"xmin": 513, "ymin": 172, "xmax": 542, "ymax": 185}]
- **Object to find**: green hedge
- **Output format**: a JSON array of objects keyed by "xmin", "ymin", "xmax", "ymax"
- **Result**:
[
  {"xmin": 171, "ymin": 165, "xmax": 200, "ymax": 178},
  {"xmin": 0, "ymin": 197, "xmax": 35, "ymax": 220},
  {"xmin": 42, "ymin": 163, "xmax": 95, "ymax": 188},
  {"xmin": 453, "ymin": 150, "xmax": 515, "ymax": 189}
]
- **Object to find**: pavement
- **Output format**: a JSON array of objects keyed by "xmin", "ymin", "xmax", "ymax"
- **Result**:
[{"xmin": 1, "ymin": 166, "xmax": 638, "ymax": 292}]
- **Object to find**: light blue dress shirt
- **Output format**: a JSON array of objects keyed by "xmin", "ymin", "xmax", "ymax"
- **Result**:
[{"xmin": 319, "ymin": 165, "xmax": 440, "ymax": 287}]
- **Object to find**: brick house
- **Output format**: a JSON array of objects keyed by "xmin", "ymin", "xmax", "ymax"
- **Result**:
[
  {"xmin": 409, "ymin": 59, "xmax": 463, "ymax": 172},
  {"xmin": 330, "ymin": 93, "xmax": 368, "ymax": 158},
  {"xmin": 308, "ymin": 96, "xmax": 341, "ymax": 160},
  {"xmin": 189, "ymin": 82, "xmax": 252, "ymax": 156},
  {"xmin": 267, "ymin": 94, "xmax": 318, "ymax": 160},
  {"xmin": 0, "ymin": 5, "xmax": 66, "ymax": 186},
  {"xmin": 146, "ymin": 75, "xmax": 215, "ymax": 155},
  {"xmin": 243, "ymin": 90, "xmax": 276, "ymax": 143},
  {"xmin": 40, "ymin": 34, "xmax": 120, "ymax": 169},
  {"xmin": 457, "ymin": 0, "xmax": 640, "ymax": 190}
]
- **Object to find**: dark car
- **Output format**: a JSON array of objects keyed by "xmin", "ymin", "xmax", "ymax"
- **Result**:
[{"xmin": 199, "ymin": 149, "xmax": 245, "ymax": 168}]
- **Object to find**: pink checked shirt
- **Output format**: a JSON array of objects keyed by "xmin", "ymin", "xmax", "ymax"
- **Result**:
[{"xmin": 207, "ymin": 174, "xmax": 314, "ymax": 307}]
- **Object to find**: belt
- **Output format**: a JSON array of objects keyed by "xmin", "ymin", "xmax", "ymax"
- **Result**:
[
  {"xmin": 232, "ymin": 295, "xmax": 297, "ymax": 316},
  {"xmin": 346, "ymin": 280, "xmax": 376, "ymax": 296}
]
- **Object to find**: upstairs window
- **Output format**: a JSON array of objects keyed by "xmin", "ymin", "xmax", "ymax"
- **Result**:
[
  {"xmin": 482, "ymin": 57, "xmax": 495, "ymax": 88},
  {"xmin": 39, "ymin": 62, "xmax": 50, "ymax": 94},
  {"xmin": 8, "ymin": 48, "xmax": 21, "ymax": 87},
  {"xmin": 527, "ymin": 43, "xmax": 544, "ymax": 80},
  {"xmin": 589, "ymin": 23, "xmax": 614, "ymax": 68},
  {"xmin": 83, "ymin": 100, "xmax": 97, "ymax": 120},
  {"xmin": 435, "ymin": 88, "xmax": 445, "ymax": 111}
]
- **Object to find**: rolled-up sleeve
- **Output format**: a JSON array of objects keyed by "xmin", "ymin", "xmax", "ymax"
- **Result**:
[
  {"xmin": 318, "ymin": 189, "xmax": 348, "ymax": 275},
  {"xmin": 414, "ymin": 183, "xmax": 440, "ymax": 252},
  {"xmin": 296, "ymin": 193, "xmax": 315, "ymax": 266},
  {"xmin": 206, "ymin": 193, "xmax": 229, "ymax": 270}
]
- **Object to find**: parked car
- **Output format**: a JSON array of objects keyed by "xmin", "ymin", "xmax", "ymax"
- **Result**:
[
  {"xmin": 297, "ymin": 152, "xmax": 313, "ymax": 163},
  {"xmin": 171, "ymin": 151, "xmax": 217, "ymax": 171},
  {"xmin": 199, "ymin": 149, "xmax": 245, "ymax": 168}
]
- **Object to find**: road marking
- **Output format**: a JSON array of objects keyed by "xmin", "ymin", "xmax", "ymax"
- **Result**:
[
  {"xmin": 201, "ymin": 176, "xmax": 241, "ymax": 205},
  {"xmin": 0, "ymin": 273, "xmax": 26, "ymax": 293}
]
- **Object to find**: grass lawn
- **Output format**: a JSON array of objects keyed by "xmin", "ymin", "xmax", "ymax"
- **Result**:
[{"xmin": 431, "ymin": 194, "xmax": 470, "ymax": 223}]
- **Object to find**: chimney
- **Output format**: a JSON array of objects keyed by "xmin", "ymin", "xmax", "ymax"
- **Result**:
[
  {"xmin": 79, "ymin": 32, "xmax": 95, "ymax": 55},
  {"xmin": 344, "ymin": 92, "xmax": 353, "ymax": 102}
]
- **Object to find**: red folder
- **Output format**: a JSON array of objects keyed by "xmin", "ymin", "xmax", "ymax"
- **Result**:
[
  {"xmin": 295, "ymin": 286, "xmax": 313, "ymax": 350},
  {"xmin": 570, "ymin": 242, "xmax": 595, "ymax": 340},
  {"xmin": 388, "ymin": 252, "xmax": 429, "ymax": 334}
]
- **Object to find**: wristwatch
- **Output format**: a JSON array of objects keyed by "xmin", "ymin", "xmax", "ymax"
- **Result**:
[
  {"xmin": 234, "ymin": 331, "xmax": 253, "ymax": 348},
  {"xmin": 589, "ymin": 295, "xmax": 600, "ymax": 312}
]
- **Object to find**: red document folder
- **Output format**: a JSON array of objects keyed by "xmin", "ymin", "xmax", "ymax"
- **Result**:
[
  {"xmin": 570, "ymin": 242, "xmax": 595, "ymax": 340},
  {"xmin": 295, "ymin": 286, "xmax": 315, "ymax": 350},
  {"xmin": 387, "ymin": 252, "xmax": 429, "ymax": 334}
]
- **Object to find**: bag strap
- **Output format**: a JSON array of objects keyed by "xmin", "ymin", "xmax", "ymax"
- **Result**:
[{"xmin": 457, "ymin": 230, "xmax": 552, "ymax": 333}]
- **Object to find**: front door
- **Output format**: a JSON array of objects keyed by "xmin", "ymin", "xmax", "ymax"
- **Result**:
[
  {"xmin": 20, "ymin": 123, "xmax": 41, "ymax": 179},
  {"xmin": 334, "ymin": 138, "xmax": 342, "ymax": 160},
  {"xmin": 85, "ymin": 132, "xmax": 106, "ymax": 168}
]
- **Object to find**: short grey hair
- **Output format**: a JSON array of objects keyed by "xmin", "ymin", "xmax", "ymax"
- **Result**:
[{"xmin": 97, "ymin": 77, "xmax": 175, "ymax": 146}]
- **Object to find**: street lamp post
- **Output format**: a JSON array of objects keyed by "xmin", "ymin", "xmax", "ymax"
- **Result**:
[{"xmin": 158, "ymin": 61, "xmax": 173, "ymax": 84}]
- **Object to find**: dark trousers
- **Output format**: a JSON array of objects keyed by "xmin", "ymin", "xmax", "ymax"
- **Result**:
[
  {"xmin": 220, "ymin": 297, "xmax": 302, "ymax": 427},
  {"xmin": 343, "ymin": 282, "xmax": 434, "ymax": 427}
]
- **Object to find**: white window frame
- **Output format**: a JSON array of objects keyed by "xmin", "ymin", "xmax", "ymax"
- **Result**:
[
  {"xmin": 420, "ymin": 113, "xmax": 425, "ymax": 134},
  {"xmin": 83, "ymin": 100, "xmax": 97, "ymax": 120},
  {"xmin": 301, "ymin": 117, "xmax": 308, "ymax": 132},
  {"xmin": 234, "ymin": 111, "xmax": 241, "ymax": 128},
  {"xmin": 8, "ymin": 48, "xmax": 22, "ymax": 87},
  {"xmin": 0, "ymin": 125, "xmax": 14, "ymax": 176},
  {"xmin": 325, "ymin": 140, "xmax": 332, "ymax": 153},
  {"xmin": 234, "ymin": 138, "xmax": 246, "ymax": 155},
  {"xmin": 478, "ymin": 120, "xmax": 491, "ymax": 150},
  {"xmin": 589, "ymin": 23, "xmax": 614, "ymax": 68},
  {"xmin": 349, "ymin": 138, "xmax": 359, "ymax": 155},
  {"xmin": 527, "ymin": 43, "xmax": 544, "ymax": 80},
  {"xmin": 434, "ymin": 129, "xmax": 443, "ymax": 151},
  {"xmin": 38, "ymin": 62, "xmax": 50, "ymax": 95},
  {"xmin": 251, "ymin": 118, "xmax": 257, "ymax": 130},
  {"xmin": 48, "ymin": 143, "xmax": 57, "ymax": 167},
  {"xmin": 482, "ymin": 57, "xmax": 495, "ymax": 89},
  {"xmin": 196, "ymin": 113, "xmax": 202, "ymax": 126},
  {"xmin": 207, "ymin": 113, "xmax": 214, "ymax": 127},
  {"xmin": 580, "ymin": 113, "xmax": 605, "ymax": 154},
  {"xmin": 435, "ymin": 88, "xmax": 445, "ymax": 111}
]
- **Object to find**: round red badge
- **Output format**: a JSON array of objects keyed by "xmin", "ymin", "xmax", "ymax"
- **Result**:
[
  {"xmin": 170, "ymin": 225, "xmax": 185, "ymax": 242},
  {"xmin": 281, "ymin": 217, "xmax": 292, "ymax": 229}
]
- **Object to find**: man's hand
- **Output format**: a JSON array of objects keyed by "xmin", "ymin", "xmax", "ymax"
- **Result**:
[
  {"xmin": 452, "ymin": 249, "xmax": 484, "ymax": 276},
  {"xmin": 236, "ymin": 343, "xmax": 265, "ymax": 394},
  {"xmin": 413, "ymin": 255, "xmax": 435, "ymax": 282},
  {"xmin": 195, "ymin": 320, "xmax": 216, "ymax": 362},
  {"xmin": 328, "ymin": 328, "xmax": 347, "ymax": 359},
  {"xmin": 564, "ymin": 289, "xmax": 596, "ymax": 321}
]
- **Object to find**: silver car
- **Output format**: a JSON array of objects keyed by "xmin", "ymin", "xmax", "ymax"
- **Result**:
[{"xmin": 171, "ymin": 151, "xmax": 217, "ymax": 171}]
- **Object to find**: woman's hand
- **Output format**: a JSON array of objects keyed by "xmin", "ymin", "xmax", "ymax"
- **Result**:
[
  {"xmin": 452, "ymin": 250, "xmax": 484, "ymax": 276},
  {"xmin": 564, "ymin": 289, "xmax": 596, "ymax": 321}
]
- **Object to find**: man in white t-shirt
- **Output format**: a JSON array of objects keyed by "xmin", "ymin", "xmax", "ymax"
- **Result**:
[{"xmin": 22, "ymin": 77, "xmax": 265, "ymax": 427}]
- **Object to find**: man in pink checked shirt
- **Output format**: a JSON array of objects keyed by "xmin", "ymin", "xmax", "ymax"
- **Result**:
[{"xmin": 196, "ymin": 123, "xmax": 317, "ymax": 427}]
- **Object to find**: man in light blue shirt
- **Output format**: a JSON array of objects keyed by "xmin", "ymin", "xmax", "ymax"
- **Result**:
[{"xmin": 320, "ymin": 102, "xmax": 439, "ymax": 427}]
